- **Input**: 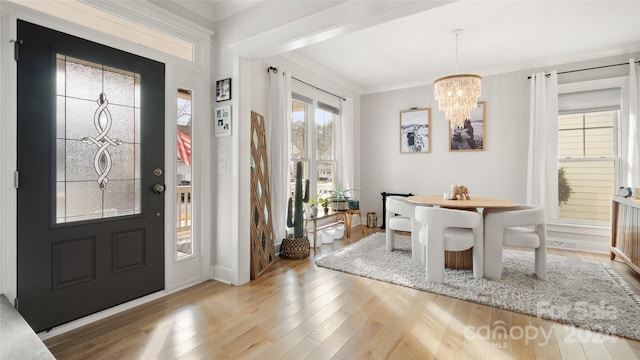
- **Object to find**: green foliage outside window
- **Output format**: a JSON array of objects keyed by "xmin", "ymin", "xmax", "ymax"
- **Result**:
[{"xmin": 558, "ymin": 167, "xmax": 573, "ymax": 206}]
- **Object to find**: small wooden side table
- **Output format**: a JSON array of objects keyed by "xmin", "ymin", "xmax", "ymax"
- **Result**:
[
  {"xmin": 345, "ymin": 209, "xmax": 365, "ymax": 238},
  {"xmin": 304, "ymin": 210, "xmax": 347, "ymax": 250}
]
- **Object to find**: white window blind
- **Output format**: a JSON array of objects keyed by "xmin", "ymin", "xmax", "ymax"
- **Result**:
[{"xmin": 559, "ymin": 88, "xmax": 621, "ymax": 113}]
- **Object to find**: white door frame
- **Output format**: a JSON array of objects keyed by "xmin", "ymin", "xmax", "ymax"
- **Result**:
[
  {"xmin": 165, "ymin": 67, "xmax": 212, "ymax": 292},
  {"xmin": 0, "ymin": 0, "xmax": 212, "ymax": 336}
]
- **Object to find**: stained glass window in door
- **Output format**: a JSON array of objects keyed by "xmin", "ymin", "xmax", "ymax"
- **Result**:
[{"xmin": 56, "ymin": 55, "xmax": 141, "ymax": 223}]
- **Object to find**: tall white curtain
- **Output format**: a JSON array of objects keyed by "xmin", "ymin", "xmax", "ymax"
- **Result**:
[
  {"xmin": 527, "ymin": 71, "xmax": 559, "ymax": 221},
  {"xmin": 268, "ymin": 68, "xmax": 291, "ymax": 241},
  {"xmin": 625, "ymin": 59, "xmax": 640, "ymax": 188},
  {"xmin": 338, "ymin": 98, "xmax": 355, "ymax": 192}
]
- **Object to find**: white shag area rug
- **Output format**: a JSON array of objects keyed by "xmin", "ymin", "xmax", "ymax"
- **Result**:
[{"xmin": 315, "ymin": 233, "xmax": 640, "ymax": 341}]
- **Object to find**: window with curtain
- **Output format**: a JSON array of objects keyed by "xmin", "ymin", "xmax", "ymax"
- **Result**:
[
  {"xmin": 557, "ymin": 88, "xmax": 620, "ymax": 224},
  {"xmin": 289, "ymin": 88, "xmax": 341, "ymax": 201}
]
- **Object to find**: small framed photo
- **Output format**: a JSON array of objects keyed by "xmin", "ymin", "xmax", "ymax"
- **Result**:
[
  {"xmin": 400, "ymin": 108, "xmax": 431, "ymax": 153},
  {"xmin": 449, "ymin": 101, "xmax": 486, "ymax": 152},
  {"xmin": 216, "ymin": 78, "xmax": 231, "ymax": 102},
  {"xmin": 215, "ymin": 105, "xmax": 231, "ymax": 137}
]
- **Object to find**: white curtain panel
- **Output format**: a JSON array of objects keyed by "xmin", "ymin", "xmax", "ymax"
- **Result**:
[
  {"xmin": 626, "ymin": 59, "xmax": 640, "ymax": 188},
  {"xmin": 268, "ymin": 68, "xmax": 292, "ymax": 241},
  {"xmin": 527, "ymin": 71, "xmax": 559, "ymax": 221},
  {"xmin": 339, "ymin": 98, "xmax": 355, "ymax": 192}
]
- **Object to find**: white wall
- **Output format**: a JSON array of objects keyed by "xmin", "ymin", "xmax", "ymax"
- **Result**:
[
  {"xmin": 360, "ymin": 69, "xmax": 531, "ymax": 217},
  {"xmin": 360, "ymin": 52, "xmax": 640, "ymax": 253}
]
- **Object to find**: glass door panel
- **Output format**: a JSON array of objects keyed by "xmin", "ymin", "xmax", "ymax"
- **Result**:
[
  {"xmin": 177, "ymin": 89, "xmax": 193, "ymax": 258},
  {"xmin": 55, "ymin": 55, "xmax": 141, "ymax": 224}
]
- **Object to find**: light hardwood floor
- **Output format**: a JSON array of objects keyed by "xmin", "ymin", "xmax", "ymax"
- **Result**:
[{"xmin": 44, "ymin": 227, "xmax": 640, "ymax": 359}]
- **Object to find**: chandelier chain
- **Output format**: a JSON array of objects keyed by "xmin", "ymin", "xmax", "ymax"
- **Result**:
[{"xmin": 455, "ymin": 31, "xmax": 459, "ymax": 74}]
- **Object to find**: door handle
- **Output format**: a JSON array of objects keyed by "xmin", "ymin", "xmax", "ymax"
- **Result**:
[{"xmin": 153, "ymin": 184, "xmax": 165, "ymax": 194}]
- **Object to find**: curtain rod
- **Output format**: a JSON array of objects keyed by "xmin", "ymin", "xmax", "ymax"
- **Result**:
[
  {"xmin": 527, "ymin": 60, "xmax": 640, "ymax": 79},
  {"xmin": 267, "ymin": 66, "xmax": 346, "ymax": 101}
]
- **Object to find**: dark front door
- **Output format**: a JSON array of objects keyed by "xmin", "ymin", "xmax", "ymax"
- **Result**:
[{"xmin": 17, "ymin": 20, "xmax": 165, "ymax": 332}]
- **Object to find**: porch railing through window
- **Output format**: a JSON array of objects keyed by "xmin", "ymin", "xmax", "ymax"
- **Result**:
[{"xmin": 177, "ymin": 185, "xmax": 192, "ymax": 254}]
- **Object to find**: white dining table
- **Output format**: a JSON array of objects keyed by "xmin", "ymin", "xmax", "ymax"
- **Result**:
[{"xmin": 406, "ymin": 195, "xmax": 518, "ymax": 210}]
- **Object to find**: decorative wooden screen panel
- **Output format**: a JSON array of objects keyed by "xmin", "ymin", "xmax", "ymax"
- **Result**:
[{"xmin": 250, "ymin": 111, "xmax": 276, "ymax": 279}]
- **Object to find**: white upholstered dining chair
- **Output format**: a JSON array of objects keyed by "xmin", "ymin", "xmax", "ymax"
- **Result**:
[
  {"xmin": 483, "ymin": 205, "xmax": 547, "ymax": 280},
  {"xmin": 385, "ymin": 196, "xmax": 424, "ymax": 264},
  {"xmin": 414, "ymin": 206, "xmax": 483, "ymax": 283}
]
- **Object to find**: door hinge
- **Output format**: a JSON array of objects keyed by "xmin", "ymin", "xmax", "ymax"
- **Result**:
[
  {"xmin": 14, "ymin": 297, "xmax": 19, "ymax": 311},
  {"xmin": 14, "ymin": 171, "xmax": 19, "ymax": 189},
  {"xmin": 11, "ymin": 39, "xmax": 22, "ymax": 62}
]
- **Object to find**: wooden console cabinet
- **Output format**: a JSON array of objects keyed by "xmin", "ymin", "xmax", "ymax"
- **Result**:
[{"xmin": 611, "ymin": 196, "xmax": 640, "ymax": 275}]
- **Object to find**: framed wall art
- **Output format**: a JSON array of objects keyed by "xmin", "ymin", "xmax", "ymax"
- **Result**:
[
  {"xmin": 216, "ymin": 78, "xmax": 231, "ymax": 102},
  {"xmin": 449, "ymin": 101, "xmax": 486, "ymax": 152},
  {"xmin": 400, "ymin": 108, "xmax": 431, "ymax": 153},
  {"xmin": 215, "ymin": 105, "xmax": 231, "ymax": 137}
]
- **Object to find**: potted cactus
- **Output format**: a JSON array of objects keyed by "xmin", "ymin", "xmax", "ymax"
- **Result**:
[{"xmin": 280, "ymin": 161, "xmax": 311, "ymax": 259}]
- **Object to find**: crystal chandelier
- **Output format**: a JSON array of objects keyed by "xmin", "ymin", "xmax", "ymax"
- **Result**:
[{"xmin": 433, "ymin": 30, "xmax": 482, "ymax": 129}]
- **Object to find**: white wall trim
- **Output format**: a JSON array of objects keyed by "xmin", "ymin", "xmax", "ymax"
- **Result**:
[
  {"xmin": 82, "ymin": 0, "xmax": 213, "ymax": 68},
  {"xmin": 83, "ymin": 0, "xmax": 214, "ymax": 39},
  {"xmin": 547, "ymin": 223, "xmax": 610, "ymax": 236},
  {"xmin": 0, "ymin": 9, "xmax": 18, "ymax": 302},
  {"xmin": 2, "ymin": 1, "xmax": 198, "ymax": 68},
  {"xmin": 230, "ymin": 57, "xmax": 251, "ymax": 286},
  {"xmin": 211, "ymin": 265, "xmax": 233, "ymax": 285},
  {"xmin": 547, "ymin": 235, "xmax": 610, "ymax": 254},
  {"xmin": 163, "ymin": 63, "xmax": 213, "ymax": 292},
  {"xmin": 229, "ymin": 0, "xmax": 454, "ymax": 59}
]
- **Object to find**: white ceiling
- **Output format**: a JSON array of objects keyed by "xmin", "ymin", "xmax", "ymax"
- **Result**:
[{"xmin": 163, "ymin": 0, "xmax": 640, "ymax": 94}]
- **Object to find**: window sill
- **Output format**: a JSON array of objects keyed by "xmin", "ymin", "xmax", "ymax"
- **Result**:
[{"xmin": 547, "ymin": 222, "xmax": 610, "ymax": 236}]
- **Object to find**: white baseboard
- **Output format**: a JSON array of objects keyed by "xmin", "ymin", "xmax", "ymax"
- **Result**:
[
  {"xmin": 547, "ymin": 233, "xmax": 610, "ymax": 254},
  {"xmin": 165, "ymin": 278, "xmax": 202, "ymax": 295},
  {"xmin": 211, "ymin": 265, "xmax": 232, "ymax": 285}
]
